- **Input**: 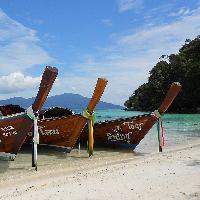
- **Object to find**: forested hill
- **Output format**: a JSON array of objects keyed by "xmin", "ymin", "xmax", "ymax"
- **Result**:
[{"xmin": 124, "ymin": 36, "xmax": 200, "ymax": 113}]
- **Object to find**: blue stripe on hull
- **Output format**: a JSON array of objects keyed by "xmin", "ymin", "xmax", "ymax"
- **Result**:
[{"xmin": 0, "ymin": 113, "xmax": 27, "ymax": 121}]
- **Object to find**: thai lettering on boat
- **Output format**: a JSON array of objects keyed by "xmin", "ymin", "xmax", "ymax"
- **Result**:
[
  {"xmin": 27, "ymin": 126, "xmax": 60, "ymax": 136},
  {"xmin": 39, "ymin": 126, "xmax": 60, "ymax": 136},
  {"xmin": 106, "ymin": 132, "xmax": 132, "ymax": 143},
  {"xmin": 1, "ymin": 125, "xmax": 14, "ymax": 132},
  {"xmin": 1, "ymin": 126, "xmax": 18, "ymax": 137},
  {"xmin": 123, "ymin": 121, "xmax": 144, "ymax": 130}
]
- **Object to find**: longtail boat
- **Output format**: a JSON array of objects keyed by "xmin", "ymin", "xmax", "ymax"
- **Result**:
[
  {"xmin": 80, "ymin": 82, "xmax": 181, "ymax": 152},
  {"xmin": 0, "ymin": 66, "xmax": 58, "ymax": 168},
  {"xmin": 34, "ymin": 78, "xmax": 107, "ymax": 156}
]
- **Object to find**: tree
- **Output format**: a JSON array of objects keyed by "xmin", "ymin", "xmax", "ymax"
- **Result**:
[{"xmin": 124, "ymin": 36, "xmax": 200, "ymax": 113}]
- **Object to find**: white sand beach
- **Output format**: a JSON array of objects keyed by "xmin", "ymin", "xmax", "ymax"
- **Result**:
[{"xmin": 0, "ymin": 140, "xmax": 200, "ymax": 200}]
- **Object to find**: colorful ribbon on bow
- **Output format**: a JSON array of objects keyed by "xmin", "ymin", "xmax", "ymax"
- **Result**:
[
  {"xmin": 26, "ymin": 106, "xmax": 39, "ymax": 170},
  {"xmin": 152, "ymin": 110, "xmax": 165, "ymax": 152},
  {"xmin": 83, "ymin": 108, "xmax": 96, "ymax": 156},
  {"xmin": 26, "ymin": 106, "xmax": 39, "ymax": 144}
]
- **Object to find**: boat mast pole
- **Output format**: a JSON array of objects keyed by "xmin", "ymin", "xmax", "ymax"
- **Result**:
[
  {"xmin": 86, "ymin": 78, "xmax": 108, "ymax": 157},
  {"xmin": 31, "ymin": 66, "xmax": 58, "ymax": 170}
]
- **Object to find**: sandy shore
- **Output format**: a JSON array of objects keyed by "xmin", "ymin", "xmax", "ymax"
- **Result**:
[{"xmin": 0, "ymin": 142, "xmax": 200, "ymax": 200}]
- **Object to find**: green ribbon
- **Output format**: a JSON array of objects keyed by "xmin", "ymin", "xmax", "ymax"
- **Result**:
[{"xmin": 83, "ymin": 108, "xmax": 96, "ymax": 125}]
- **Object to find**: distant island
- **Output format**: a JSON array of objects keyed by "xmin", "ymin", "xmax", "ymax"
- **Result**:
[
  {"xmin": 124, "ymin": 36, "xmax": 200, "ymax": 113},
  {"xmin": 0, "ymin": 93, "xmax": 123, "ymax": 110}
]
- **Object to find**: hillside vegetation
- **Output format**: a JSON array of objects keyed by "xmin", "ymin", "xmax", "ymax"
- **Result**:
[{"xmin": 125, "ymin": 36, "xmax": 200, "ymax": 113}]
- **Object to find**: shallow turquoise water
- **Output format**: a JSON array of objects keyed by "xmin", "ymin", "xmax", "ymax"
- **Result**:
[{"xmin": 95, "ymin": 109, "xmax": 146, "ymax": 121}]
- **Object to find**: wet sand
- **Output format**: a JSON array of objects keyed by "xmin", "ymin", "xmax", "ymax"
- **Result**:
[{"xmin": 0, "ymin": 140, "xmax": 200, "ymax": 200}]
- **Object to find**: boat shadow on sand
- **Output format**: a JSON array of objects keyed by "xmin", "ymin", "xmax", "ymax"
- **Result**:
[
  {"xmin": 21, "ymin": 144, "xmax": 147, "ymax": 158},
  {"xmin": 0, "ymin": 145, "xmax": 146, "ymax": 173}
]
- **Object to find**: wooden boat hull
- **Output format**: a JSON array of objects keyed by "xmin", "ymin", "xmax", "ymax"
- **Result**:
[
  {"xmin": 25, "ymin": 115, "xmax": 87, "ymax": 151},
  {"xmin": 0, "ymin": 114, "xmax": 32, "ymax": 160},
  {"xmin": 80, "ymin": 114, "xmax": 151, "ymax": 149}
]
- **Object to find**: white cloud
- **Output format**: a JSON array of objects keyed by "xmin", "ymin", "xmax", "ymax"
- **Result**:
[
  {"xmin": 0, "ymin": 9, "xmax": 54, "ymax": 75},
  {"xmin": 0, "ymin": 72, "xmax": 41, "ymax": 94},
  {"xmin": 118, "ymin": 0, "xmax": 143, "ymax": 12},
  {"xmin": 0, "ymin": 72, "xmax": 59, "ymax": 100},
  {"xmin": 67, "ymin": 6, "xmax": 200, "ymax": 105},
  {"xmin": 117, "ymin": 7, "xmax": 200, "ymax": 52}
]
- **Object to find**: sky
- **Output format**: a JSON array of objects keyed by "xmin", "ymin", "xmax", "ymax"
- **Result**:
[{"xmin": 0, "ymin": 0, "xmax": 200, "ymax": 105}]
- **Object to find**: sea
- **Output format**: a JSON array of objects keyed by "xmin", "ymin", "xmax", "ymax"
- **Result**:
[{"xmin": 0, "ymin": 109, "xmax": 200, "ymax": 179}]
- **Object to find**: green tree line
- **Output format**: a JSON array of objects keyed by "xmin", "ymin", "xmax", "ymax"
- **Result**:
[{"xmin": 124, "ymin": 36, "xmax": 200, "ymax": 113}]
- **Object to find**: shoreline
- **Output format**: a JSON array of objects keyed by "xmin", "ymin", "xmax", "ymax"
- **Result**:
[{"xmin": 0, "ymin": 140, "xmax": 200, "ymax": 199}]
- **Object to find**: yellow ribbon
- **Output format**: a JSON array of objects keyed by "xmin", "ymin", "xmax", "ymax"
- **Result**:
[{"xmin": 83, "ymin": 108, "xmax": 95, "ymax": 157}]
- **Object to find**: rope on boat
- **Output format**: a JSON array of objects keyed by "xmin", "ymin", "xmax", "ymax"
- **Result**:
[
  {"xmin": 152, "ymin": 110, "xmax": 165, "ymax": 152},
  {"xmin": 83, "ymin": 108, "xmax": 96, "ymax": 157}
]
